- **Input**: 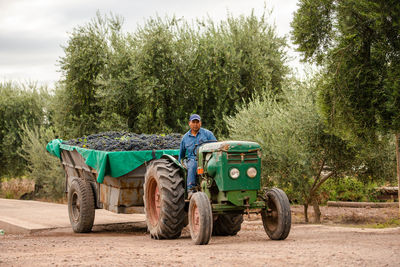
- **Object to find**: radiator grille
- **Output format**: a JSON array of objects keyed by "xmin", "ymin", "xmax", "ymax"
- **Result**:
[{"xmin": 227, "ymin": 152, "xmax": 258, "ymax": 164}]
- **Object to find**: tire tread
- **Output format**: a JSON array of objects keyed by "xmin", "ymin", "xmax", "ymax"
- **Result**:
[
  {"xmin": 68, "ymin": 179, "xmax": 95, "ymax": 233},
  {"xmin": 261, "ymin": 187, "xmax": 291, "ymax": 240},
  {"xmin": 144, "ymin": 159, "xmax": 185, "ymax": 239}
]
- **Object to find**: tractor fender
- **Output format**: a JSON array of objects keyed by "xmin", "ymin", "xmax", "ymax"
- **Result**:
[
  {"xmin": 160, "ymin": 155, "xmax": 188, "ymax": 194},
  {"xmin": 161, "ymin": 154, "xmax": 186, "ymax": 171}
]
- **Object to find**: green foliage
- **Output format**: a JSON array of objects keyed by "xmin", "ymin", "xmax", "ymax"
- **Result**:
[
  {"xmin": 292, "ymin": 0, "xmax": 400, "ymax": 139},
  {"xmin": 371, "ymin": 219, "xmax": 400, "ymax": 229},
  {"xmin": 57, "ymin": 12, "xmax": 122, "ymax": 138},
  {"xmin": 19, "ymin": 124, "xmax": 65, "ymax": 199},
  {"xmin": 184, "ymin": 11, "xmax": 288, "ymax": 136},
  {"xmin": 0, "ymin": 82, "xmax": 48, "ymax": 177},
  {"xmin": 121, "ymin": 16, "xmax": 186, "ymax": 133},
  {"xmin": 291, "ymin": 0, "xmax": 335, "ymax": 64},
  {"xmin": 292, "ymin": 1, "xmax": 400, "ymax": 204},
  {"xmin": 226, "ymin": 77, "xmax": 355, "ymax": 205},
  {"xmin": 320, "ymin": 176, "xmax": 378, "ymax": 202},
  {"xmin": 58, "ymin": 10, "xmax": 288, "ymax": 137},
  {"xmin": 95, "ymin": 19, "xmax": 137, "ymax": 133},
  {"xmin": 353, "ymin": 134, "xmax": 397, "ymax": 185}
]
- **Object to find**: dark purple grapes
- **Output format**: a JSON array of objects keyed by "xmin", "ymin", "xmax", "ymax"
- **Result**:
[{"xmin": 64, "ymin": 131, "xmax": 182, "ymax": 151}]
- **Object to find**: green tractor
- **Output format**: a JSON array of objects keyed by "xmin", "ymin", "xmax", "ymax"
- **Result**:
[{"xmin": 143, "ymin": 140, "xmax": 291, "ymax": 245}]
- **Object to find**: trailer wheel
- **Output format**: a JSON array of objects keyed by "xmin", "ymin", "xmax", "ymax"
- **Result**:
[
  {"xmin": 68, "ymin": 179, "xmax": 95, "ymax": 233},
  {"xmin": 261, "ymin": 188, "xmax": 291, "ymax": 240},
  {"xmin": 144, "ymin": 159, "xmax": 185, "ymax": 239},
  {"xmin": 212, "ymin": 214, "xmax": 243, "ymax": 236},
  {"xmin": 189, "ymin": 192, "xmax": 212, "ymax": 245}
]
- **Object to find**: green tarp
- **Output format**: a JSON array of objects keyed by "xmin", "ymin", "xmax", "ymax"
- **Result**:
[{"xmin": 46, "ymin": 139, "xmax": 179, "ymax": 183}]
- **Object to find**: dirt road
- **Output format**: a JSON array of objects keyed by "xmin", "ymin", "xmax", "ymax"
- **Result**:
[{"xmin": 1, "ymin": 218, "xmax": 400, "ymax": 267}]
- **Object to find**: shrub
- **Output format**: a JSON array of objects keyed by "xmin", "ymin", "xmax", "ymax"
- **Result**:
[
  {"xmin": 0, "ymin": 177, "xmax": 35, "ymax": 199},
  {"xmin": 320, "ymin": 176, "xmax": 380, "ymax": 202},
  {"xmin": 19, "ymin": 124, "xmax": 65, "ymax": 199},
  {"xmin": 0, "ymin": 82, "xmax": 47, "ymax": 177},
  {"xmin": 226, "ymin": 78, "xmax": 355, "ymax": 207}
]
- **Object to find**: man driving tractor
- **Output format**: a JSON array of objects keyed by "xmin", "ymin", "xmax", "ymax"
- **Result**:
[{"xmin": 178, "ymin": 114, "xmax": 216, "ymax": 196}]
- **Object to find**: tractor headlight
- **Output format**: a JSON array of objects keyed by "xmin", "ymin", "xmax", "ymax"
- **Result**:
[
  {"xmin": 229, "ymin": 168, "xmax": 240, "ymax": 179},
  {"xmin": 246, "ymin": 167, "xmax": 257, "ymax": 178}
]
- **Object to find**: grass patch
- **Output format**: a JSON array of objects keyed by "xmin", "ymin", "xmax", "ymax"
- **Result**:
[
  {"xmin": 0, "ymin": 177, "xmax": 35, "ymax": 199},
  {"xmin": 351, "ymin": 219, "xmax": 400, "ymax": 229},
  {"xmin": 368, "ymin": 218, "xmax": 400, "ymax": 229}
]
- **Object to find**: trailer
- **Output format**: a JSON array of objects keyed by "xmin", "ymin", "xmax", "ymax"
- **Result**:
[{"xmin": 47, "ymin": 139, "xmax": 179, "ymax": 232}]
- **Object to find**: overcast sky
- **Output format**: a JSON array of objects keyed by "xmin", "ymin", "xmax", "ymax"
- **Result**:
[{"xmin": 0, "ymin": 0, "xmax": 302, "ymax": 88}]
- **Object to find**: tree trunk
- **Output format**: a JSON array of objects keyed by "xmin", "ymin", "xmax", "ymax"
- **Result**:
[
  {"xmin": 396, "ymin": 133, "xmax": 400, "ymax": 217},
  {"xmin": 304, "ymin": 203, "xmax": 309, "ymax": 223},
  {"xmin": 313, "ymin": 200, "xmax": 321, "ymax": 223}
]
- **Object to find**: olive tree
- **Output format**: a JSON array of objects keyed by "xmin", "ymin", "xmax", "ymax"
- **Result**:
[
  {"xmin": 186, "ymin": 11, "xmax": 288, "ymax": 136},
  {"xmin": 57, "ymin": 12, "xmax": 121, "ymax": 138},
  {"xmin": 0, "ymin": 82, "xmax": 48, "ymax": 177},
  {"xmin": 64, "ymin": 10, "xmax": 289, "ymax": 137},
  {"xmin": 292, "ymin": 0, "xmax": 400, "ymax": 207},
  {"xmin": 19, "ymin": 124, "xmax": 64, "ymax": 199},
  {"xmin": 226, "ymin": 78, "xmax": 355, "ymax": 222}
]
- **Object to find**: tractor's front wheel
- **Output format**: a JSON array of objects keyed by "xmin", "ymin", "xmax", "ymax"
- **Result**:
[
  {"xmin": 261, "ymin": 188, "xmax": 291, "ymax": 240},
  {"xmin": 144, "ymin": 159, "xmax": 185, "ymax": 239},
  {"xmin": 188, "ymin": 192, "xmax": 213, "ymax": 245}
]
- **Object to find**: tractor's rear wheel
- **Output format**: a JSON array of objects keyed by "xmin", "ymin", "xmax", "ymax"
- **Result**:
[
  {"xmin": 261, "ymin": 188, "xmax": 291, "ymax": 240},
  {"xmin": 189, "ymin": 192, "xmax": 213, "ymax": 245},
  {"xmin": 212, "ymin": 214, "xmax": 243, "ymax": 236},
  {"xmin": 144, "ymin": 159, "xmax": 185, "ymax": 239},
  {"xmin": 68, "ymin": 179, "xmax": 95, "ymax": 233}
]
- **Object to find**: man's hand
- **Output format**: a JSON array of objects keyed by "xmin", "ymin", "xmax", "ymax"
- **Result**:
[{"xmin": 180, "ymin": 159, "xmax": 187, "ymax": 169}]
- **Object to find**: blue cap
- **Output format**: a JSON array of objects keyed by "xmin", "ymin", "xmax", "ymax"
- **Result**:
[{"xmin": 189, "ymin": 114, "xmax": 201, "ymax": 121}]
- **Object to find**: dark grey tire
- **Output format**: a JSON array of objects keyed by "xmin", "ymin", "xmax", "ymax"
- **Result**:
[
  {"xmin": 261, "ymin": 188, "xmax": 291, "ymax": 240},
  {"xmin": 68, "ymin": 179, "xmax": 95, "ymax": 233},
  {"xmin": 143, "ymin": 159, "xmax": 185, "ymax": 239},
  {"xmin": 189, "ymin": 192, "xmax": 213, "ymax": 245},
  {"xmin": 212, "ymin": 214, "xmax": 243, "ymax": 236}
]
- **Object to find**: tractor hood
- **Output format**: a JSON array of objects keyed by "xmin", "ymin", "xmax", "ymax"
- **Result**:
[
  {"xmin": 198, "ymin": 140, "xmax": 262, "ymax": 192},
  {"xmin": 199, "ymin": 141, "xmax": 261, "ymax": 154}
]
